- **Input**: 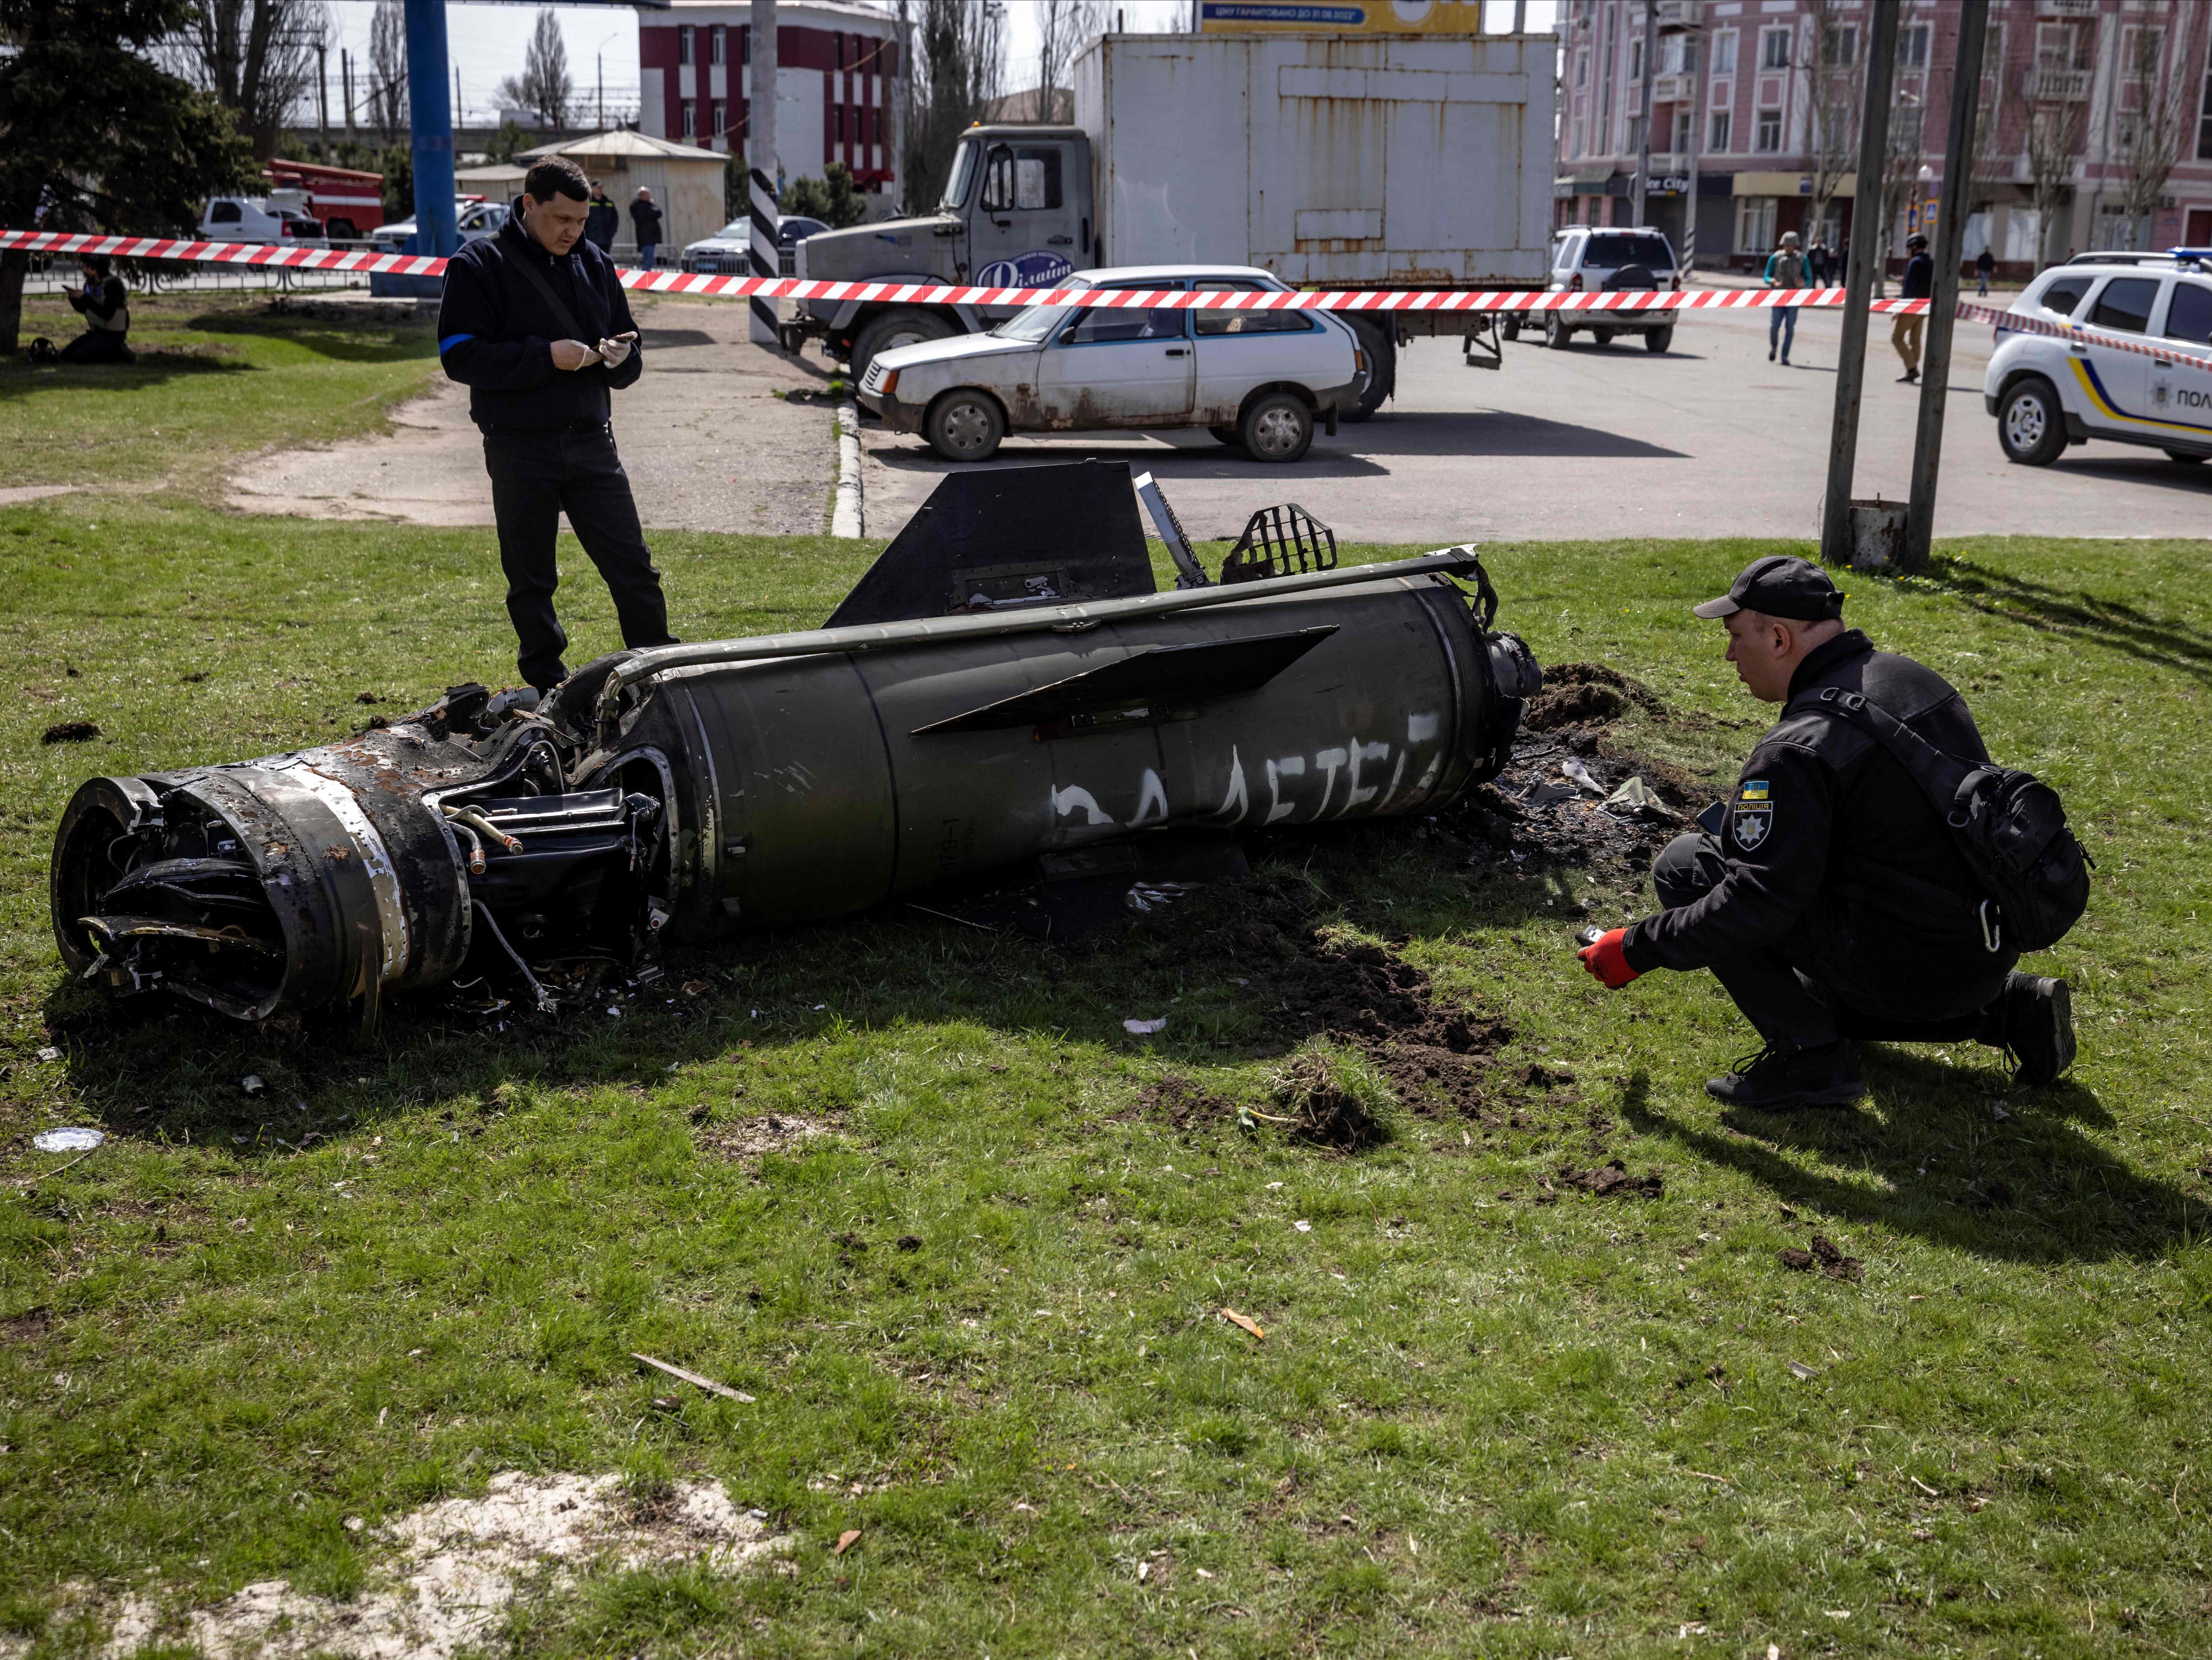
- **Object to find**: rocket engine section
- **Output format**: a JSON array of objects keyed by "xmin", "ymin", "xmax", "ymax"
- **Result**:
[{"xmin": 50, "ymin": 464, "xmax": 1539, "ymax": 1026}]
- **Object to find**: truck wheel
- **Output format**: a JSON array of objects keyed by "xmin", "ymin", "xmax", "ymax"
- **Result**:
[
  {"xmin": 1543, "ymin": 313, "xmax": 1572, "ymax": 350},
  {"xmin": 1997, "ymin": 378, "xmax": 2067, "ymax": 467},
  {"xmin": 1240, "ymin": 392, "xmax": 1313, "ymax": 463},
  {"xmin": 325, "ymin": 219, "xmax": 357, "ymax": 241},
  {"xmin": 1500, "ymin": 315, "xmax": 1521, "ymax": 342},
  {"xmin": 925, "ymin": 389, "xmax": 1005, "ymax": 463},
  {"xmin": 1341, "ymin": 317, "xmax": 1394, "ymax": 421},
  {"xmin": 1644, "ymin": 326, "xmax": 1675, "ymax": 354},
  {"xmin": 1208, "ymin": 425, "xmax": 1243, "ymax": 446},
  {"xmin": 851, "ymin": 309, "xmax": 954, "ymax": 386}
]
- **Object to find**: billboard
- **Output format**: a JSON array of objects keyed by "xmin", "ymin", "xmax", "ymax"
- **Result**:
[{"xmin": 1199, "ymin": 0, "xmax": 1495, "ymax": 34}]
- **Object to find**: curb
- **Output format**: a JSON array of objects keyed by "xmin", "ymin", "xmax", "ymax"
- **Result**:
[{"xmin": 831, "ymin": 400, "xmax": 863, "ymax": 538}]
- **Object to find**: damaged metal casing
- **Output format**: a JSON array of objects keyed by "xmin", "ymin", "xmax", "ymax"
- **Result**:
[{"xmin": 50, "ymin": 465, "xmax": 1538, "ymax": 1026}]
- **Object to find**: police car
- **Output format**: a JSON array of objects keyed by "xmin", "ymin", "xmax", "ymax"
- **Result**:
[{"xmin": 1985, "ymin": 248, "xmax": 2212, "ymax": 467}]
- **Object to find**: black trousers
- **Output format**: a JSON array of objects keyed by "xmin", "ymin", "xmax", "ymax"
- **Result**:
[
  {"xmin": 59, "ymin": 330, "xmax": 133, "ymax": 364},
  {"xmin": 482, "ymin": 424, "xmax": 675, "ymax": 690},
  {"xmin": 1652, "ymin": 832, "xmax": 2014, "ymax": 1053}
]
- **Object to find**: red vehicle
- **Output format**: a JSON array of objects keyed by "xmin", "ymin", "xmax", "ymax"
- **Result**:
[{"xmin": 262, "ymin": 160, "xmax": 387, "ymax": 241}]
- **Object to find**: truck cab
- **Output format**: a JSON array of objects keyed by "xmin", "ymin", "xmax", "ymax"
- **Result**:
[{"xmin": 795, "ymin": 126, "xmax": 1094, "ymax": 382}]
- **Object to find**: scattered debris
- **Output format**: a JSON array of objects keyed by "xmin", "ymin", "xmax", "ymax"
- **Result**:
[
  {"xmin": 1556, "ymin": 1159, "xmax": 1663, "ymax": 1199},
  {"xmin": 1292, "ymin": 1219, "xmax": 1312, "ymax": 1233},
  {"xmin": 1136, "ymin": 1074, "xmax": 1238, "ymax": 1131},
  {"xmin": 695, "ymin": 1113, "xmax": 831, "ymax": 1167},
  {"xmin": 1604, "ymin": 776, "xmax": 1675, "ymax": 820},
  {"xmin": 40, "ymin": 721, "xmax": 100, "ymax": 744},
  {"xmin": 1124, "ymin": 1017, "xmax": 1167, "ymax": 1036},
  {"xmin": 1991, "ymin": 1099, "xmax": 2013, "ymax": 1121},
  {"xmin": 1559, "ymin": 756, "xmax": 1607, "ymax": 797},
  {"xmin": 895, "ymin": 1234, "xmax": 923, "ymax": 1252},
  {"xmin": 31, "ymin": 1128, "xmax": 104, "ymax": 1154},
  {"xmin": 1780, "ymin": 1236, "xmax": 1863, "ymax": 1282},
  {"xmin": 833, "ymin": 1528, "xmax": 862, "ymax": 1557},
  {"xmin": 1218, "ymin": 1307, "xmax": 1266, "ymax": 1340},
  {"xmin": 36, "ymin": 1045, "xmax": 62, "ymax": 1063},
  {"xmin": 240, "ymin": 1075, "xmax": 265, "ymax": 1096},
  {"xmin": 1788, "ymin": 1361, "xmax": 1819, "ymax": 1381},
  {"xmin": 355, "ymin": 691, "xmax": 381, "ymax": 705},
  {"xmin": 632, "ymin": 1352, "xmax": 756, "ymax": 1404}
]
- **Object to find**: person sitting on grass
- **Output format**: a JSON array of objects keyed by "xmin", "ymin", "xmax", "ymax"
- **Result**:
[{"xmin": 60, "ymin": 254, "xmax": 134, "ymax": 364}]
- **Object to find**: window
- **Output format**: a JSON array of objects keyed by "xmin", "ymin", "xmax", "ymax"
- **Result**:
[
  {"xmin": 2165, "ymin": 282, "xmax": 2212, "ymax": 346},
  {"xmin": 980, "ymin": 146, "xmax": 1063, "ymax": 213},
  {"xmin": 711, "ymin": 25, "xmax": 725, "ymax": 65},
  {"xmin": 210, "ymin": 199, "xmax": 242, "ymax": 223},
  {"xmin": 1570, "ymin": 119, "xmax": 1585, "ymax": 156},
  {"xmin": 711, "ymin": 99, "xmax": 726, "ymax": 141},
  {"xmin": 1709, "ymin": 109, "xmax": 1731, "ymax": 152},
  {"xmin": 1712, "ymin": 31, "xmax": 1736, "ymax": 76},
  {"xmin": 1901, "ymin": 24, "xmax": 1930, "ymax": 69},
  {"xmin": 1060, "ymin": 304, "xmax": 1185, "ymax": 345},
  {"xmin": 1193, "ymin": 281, "xmax": 1317, "ymax": 336},
  {"xmin": 1575, "ymin": 48, "xmax": 1588, "ymax": 87},
  {"xmin": 1629, "ymin": 38, "xmax": 1642, "ymax": 82},
  {"xmin": 680, "ymin": 97, "xmax": 696, "ymax": 139},
  {"xmin": 1756, "ymin": 108, "xmax": 1783, "ymax": 152},
  {"xmin": 1820, "ymin": 24, "xmax": 1856, "ymax": 68},
  {"xmin": 678, "ymin": 24, "xmax": 693, "ymax": 65},
  {"xmin": 2039, "ymin": 275, "xmax": 2092, "ymax": 317},
  {"xmin": 2200, "ymin": 54, "xmax": 2212, "ymax": 157},
  {"xmin": 2089, "ymin": 277, "xmax": 2159, "ymax": 334},
  {"xmin": 1735, "ymin": 196, "xmax": 1777, "ymax": 255},
  {"xmin": 1673, "ymin": 108, "xmax": 1693, "ymax": 153},
  {"xmin": 1761, "ymin": 28, "xmax": 1790, "ymax": 71},
  {"xmin": 1586, "ymin": 233, "xmax": 1673, "ymax": 268}
]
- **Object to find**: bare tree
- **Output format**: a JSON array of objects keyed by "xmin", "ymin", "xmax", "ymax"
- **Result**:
[
  {"xmin": 902, "ymin": 0, "xmax": 1005, "ymax": 215},
  {"xmin": 2019, "ymin": 14, "xmax": 2091, "ymax": 268},
  {"xmin": 2113, "ymin": 2, "xmax": 2201, "ymax": 250},
  {"xmin": 1798, "ymin": 0, "xmax": 1863, "ymax": 256},
  {"xmin": 170, "ymin": 0, "xmax": 327, "ymax": 159},
  {"xmin": 497, "ymin": 8, "xmax": 573, "ymax": 132},
  {"xmin": 366, "ymin": 0, "xmax": 406, "ymax": 143},
  {"xmin": 1034, "ymin": 0, "xmax": 1104, "ymax": 125}
]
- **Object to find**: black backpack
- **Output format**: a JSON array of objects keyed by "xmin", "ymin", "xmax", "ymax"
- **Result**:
[{"xmin": 1806, "ymin": 685, "xmax": 2090, "ymax": 954}]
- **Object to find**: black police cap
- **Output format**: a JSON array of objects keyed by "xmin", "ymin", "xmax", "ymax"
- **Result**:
[{"xmin": 1692, "ymin": 555, "xmax": 1845, "ymax": 623}]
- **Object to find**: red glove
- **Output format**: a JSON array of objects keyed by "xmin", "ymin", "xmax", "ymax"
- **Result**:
[{"xmin": 1577, "ymin": 928, "xmax": 1640, "ymax": 989}]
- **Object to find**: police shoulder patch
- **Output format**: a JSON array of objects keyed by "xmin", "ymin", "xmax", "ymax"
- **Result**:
[{"xmin": 1732, "ymin": 777, "xmax": 1774, "ymax": 851}]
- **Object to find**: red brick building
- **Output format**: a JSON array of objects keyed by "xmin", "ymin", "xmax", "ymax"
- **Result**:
[{"xmin": 636, "ymin": 0, "xmax": 901, "ymax": 198}]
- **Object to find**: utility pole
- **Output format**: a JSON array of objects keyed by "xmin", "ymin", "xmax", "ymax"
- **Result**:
[
  {"xmin": 402, "ymin": 0, "xmax": 458, "ymax": 259},
  {"xmin": 316, "ymin": 41, "xmax": 330, "ymax": 158},
  {"xmin": 598, "ymin": 52, "xmax": 605, "ymax": 132},
  {"xmin": 1632, "ymin": 1, "xmax": 1656, "ymax": 227},
  {"xmin": 342, "ymin": 48, "xmax": 356, "ymax": 142},
  {"xmin": 1901, "ymin": 0, "xmax": 1991, "ymax": 571},
  {"xmin": 454, "ymin": 63, "xmax": 463, "ymax": 135},
  {"xmin": 1817, "ymin": 0, "xmax": 1900, "ymax": 566}
]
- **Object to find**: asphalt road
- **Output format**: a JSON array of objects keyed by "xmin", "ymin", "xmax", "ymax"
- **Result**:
[{"xmin": 856, "ymin": 300, "xmax": 2212, "ymax": 547}]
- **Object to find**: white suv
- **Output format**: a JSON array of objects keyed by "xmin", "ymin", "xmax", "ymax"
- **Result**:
[
  {"xmin": 1504, "ymin": 227, "xmax": 1682, "ymax": 353},
  {"xmin": 1985, "ymin": 251, "xmax": 2212, "ymax": 467}
]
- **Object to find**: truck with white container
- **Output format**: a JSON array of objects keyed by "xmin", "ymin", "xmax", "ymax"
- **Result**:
[{"xmin": 791, "ymin": 28, "xmax": 1556, "ymax": 413}]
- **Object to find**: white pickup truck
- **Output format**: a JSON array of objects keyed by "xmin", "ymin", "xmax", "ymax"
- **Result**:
[{"xmin": 198, "ymin": 197, "xmax": 327, "ymax": 247}]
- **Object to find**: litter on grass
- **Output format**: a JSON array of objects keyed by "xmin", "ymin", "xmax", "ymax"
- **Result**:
[
  {"xmin": 1124, "ymin": 1017, "xmax": 1167, "ymax": 1035},
  {"xmin": 1218, "ymin": 1307, "xmax": 1266, "ymax": 1340},
  {"xmin": 35, "ymin": 1046, "xmax": 60, "ymax": 1063},
  {"xmin": 32, "ymin": 1128, "xmax": 103, "ymax": 1153},
  {"xmin": 833, "ymin": 1528, "xmax": 861, "ymax": 1557},
  {"xmin": 632, "ymin": 1351, "xmax": 756, "ymax": 1404},
  {"xmin": 1560, "ymin": 756, "xmax": 1607, "ymax": 797}
]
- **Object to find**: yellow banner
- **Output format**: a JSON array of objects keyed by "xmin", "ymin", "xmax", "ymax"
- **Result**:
[{"xmin": 1199, "ymin": 0, "xmax": 1494, "ymax": 34}]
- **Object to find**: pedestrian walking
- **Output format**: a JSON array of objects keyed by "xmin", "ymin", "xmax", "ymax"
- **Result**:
[
  {"xmin": 1763, "ymin": 231, "xmax": 1806, "ymax": 365},
  {"xmin": 1975, "ymin": 245, "xmax": 1995, "ymax": 298},
  {"xmin": 630, "ymin": 187, "xmax": 664, "ymax": 272},
  {"xmin": 436, "ymin": 156, "xmax": 678, "ymax": 695},
  {"xmin": 1895, "ymin": 232, "xmax": 1933, "ymax": 383},
  {"xmin": 585, "ymin": 181, "xmax": 619, "ymax": 251}
]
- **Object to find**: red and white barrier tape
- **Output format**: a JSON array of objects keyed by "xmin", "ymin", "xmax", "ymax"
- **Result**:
[{"xmin": 15, "ymin": 227, "xmax": 2210, "ymax": 366}]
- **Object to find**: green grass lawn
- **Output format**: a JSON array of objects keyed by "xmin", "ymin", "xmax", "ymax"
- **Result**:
[{"xmin": 1, "ymin": 305, "xmax": 2209, "ymax": 1658}]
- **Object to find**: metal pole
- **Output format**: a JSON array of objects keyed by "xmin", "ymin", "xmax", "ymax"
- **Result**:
[
  {"xmin": 1633, "ymin": 1, "xmax": 1656, "ymax": 227},
  {"xmin": 316, "ymin": 42, "xmax": 330, "ymax": 158},
  {"xmin": 1901, "ymin": 0, "xmax": 1991, "ymax": 572},
  {"xmin": 748, "ymin": 0, "xmax": 781, "ymax": 345},
  {"xmin": 343, "ymin": 49, "xmax": 356, "ymax": 142},
  {"xmin": 1683, "ymin": 26, "xmax": 1703, "ymax": 275},
  {"xmin": 402, "ymin": 0, "xmax": 458, "ymax": 259},
  {"xmin": 1816, "ymin": 0, "xmax": 1901, "ymax": 567}
]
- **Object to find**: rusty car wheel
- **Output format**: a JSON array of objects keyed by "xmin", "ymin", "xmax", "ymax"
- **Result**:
[
  {"xmin": 1240, "ymin": 393, "xmax": 1313, "ymax": 463},
  {"xmin": 925, "ymin": 390, "xmax": 1006, "ymax": 462}
]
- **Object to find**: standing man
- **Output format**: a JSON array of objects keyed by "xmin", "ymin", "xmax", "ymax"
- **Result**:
[
  {"xmin": 1763, "ymin": 230, "xmax": 1806, "ymax": 365},
  {"xmin": 630, "ymin": 186, "xmax": 664, "ymax": 272},
  {"xmin": 1895, "ymin": 232, "xmax": 1933, "ymax": 383},
  {"xmin": 585, "ymin": 180, "xmax": 619, "ymax": 251},
  {"xmin": 436, "ymin": 155, "xmax": 677, "ymax": 695},
  {"xmin": 1575, "ymin": 557, "xmax": 2075, "ymax": 1107},
  {"xmin": 1975, "ymin": 244, "xmax": 1996, "ymax": 298}
]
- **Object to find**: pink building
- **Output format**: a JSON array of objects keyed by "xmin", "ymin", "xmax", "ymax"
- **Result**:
[
  {"xmin": 1555, "ymin": 0, "xmax": 2212, "ymax": 276},
  {"xmin": 636, "ymin": 0, "xmax": 901, "ymax": 197}
]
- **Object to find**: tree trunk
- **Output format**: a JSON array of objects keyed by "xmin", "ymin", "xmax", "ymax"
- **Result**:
[{"xmin": 0, "ymin": 249, "xmax": 28, "ymax": 358}]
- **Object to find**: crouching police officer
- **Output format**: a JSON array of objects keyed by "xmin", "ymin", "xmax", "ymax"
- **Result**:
[
  {"xmin": 436, "ymin": 155, "xmax": 677, "ymax": 695},
  {"xmin": 1576, "ymin": 556, "xmax": 2076, "ymax": 1108}
]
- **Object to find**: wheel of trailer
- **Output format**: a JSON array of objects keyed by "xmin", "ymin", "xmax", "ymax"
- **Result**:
[
  {"xmin": 1645, "ymin": 325, "xmax": 1675, "ymax": 354},
  {"xmin": 924, "ymin": 388, "xmax": 1005, "ymax": 462},
  {"xmin": 1500, "ymin": 315, "xmax": 1521, "ymax": 342},
  {"xmin": 2165, "ymin": 448, "xmax": 2207, "ymax": 465},
  {"xmin": 850, "ymin": 308, "xmax": 954, "ymax": 386},
  {"xmin": 1240, "ymin": 392, "xmax": 1313, "ymax": 463},
  {"xmin": 1340, "ymin": 317, "xmax": 1394, "ymax": 422},
  {"xmin": 1997, "ymin": 378, "xmax": 2066, "ymax": 467},
  {"xmin": 1208, "ymin": 424, "xmax": 1243, "ymax": 446},
  {"xmin": 1543, "ymin": 313, "xmax": 1572, "ymax": 350}
]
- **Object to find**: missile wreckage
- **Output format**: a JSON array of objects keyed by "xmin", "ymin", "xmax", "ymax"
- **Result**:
[{"xmin": 50, "ymin": 464, "xmax": 1540, "ymax": 1027}]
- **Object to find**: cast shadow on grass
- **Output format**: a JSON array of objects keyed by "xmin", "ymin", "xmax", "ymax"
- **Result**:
[
  {"xmin": 0, "ymin": 355, "xmax": 250, "ymax": 396},
  {"xmin": 1626, "ymin": 1048, "xmax": 2207, "ymax": 1264},
  {"xmin": 1893, "ymin": 554, "xmax": 2212, "ymax": 687},
  {"xmin": 183, "ymin": 312, "xmax": 434, "ymax": 363}
]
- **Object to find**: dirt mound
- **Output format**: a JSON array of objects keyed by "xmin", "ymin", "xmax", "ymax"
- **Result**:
[
  {"xmin": 1556, "ymin": 1159, "xmax": 1664, "ymax": 1199},
  {"xmin": 1522, "ymin": 663, "xmax": 1666, "ymax": 735},
  {"xmin": 1780, "ymin": 1234, "xmax": 1864, "ymax": 1282},
  {"xmin": 1138, "ymin": 1074, "xmax": 1238, "ymax": 1130},
  {"xmin": 1269, "ymin": 1047, "xmax": 1390, "ymax": 1151}
]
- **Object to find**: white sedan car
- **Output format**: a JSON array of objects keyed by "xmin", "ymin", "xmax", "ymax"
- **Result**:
[
  {"xmin": 1986, "ymin": 250, "xmax": 2212, "ymax": 466},
  {"xmin": 856, "ymin": 265, "xmax": 1368, "ymax": 464}
]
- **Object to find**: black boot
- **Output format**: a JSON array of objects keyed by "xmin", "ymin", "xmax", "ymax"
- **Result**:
[
  {"xmin": 1706, "ymin": 1039, "xmax": 1865, "ymax": 1109},
  {"xmin": 1994, "ymin": 971, "xmax": 2075, "ymax": 1085}
]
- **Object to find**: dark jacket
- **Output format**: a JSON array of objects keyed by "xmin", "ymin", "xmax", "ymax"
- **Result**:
[
  {"xmin": 584, "ymin": 194, "xmax": 619, "ymax": 249},
  {"xmin": 1901, "ymin": 251, "xmax": 1935, "ymax": 300},
  {"xmin": 436, "ymin": 202, "xmax": 643, "ymax": 432},
  {"xmin": 1976, "ymin": 248, "xmax": 1996, "ymax": 273},
  {"xmin": 1624, "ymin": 630, "xmax": 2001, "ymax": 976},
  {"xmin": 629, "ymin": 198, "xmax": 663, "ymax": 245},
  {"xmin": 68, "ymin": 274, "xmax": 129, "ymax": 333}
]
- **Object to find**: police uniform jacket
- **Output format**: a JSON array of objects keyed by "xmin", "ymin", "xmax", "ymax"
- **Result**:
[
  {"xmin": 436, "ymin": 202, "xmax": 642, "ymax": 432},
  {"xmin": 1621, "ymin": 630, "xmax": 2005, "ymax": 982}
]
